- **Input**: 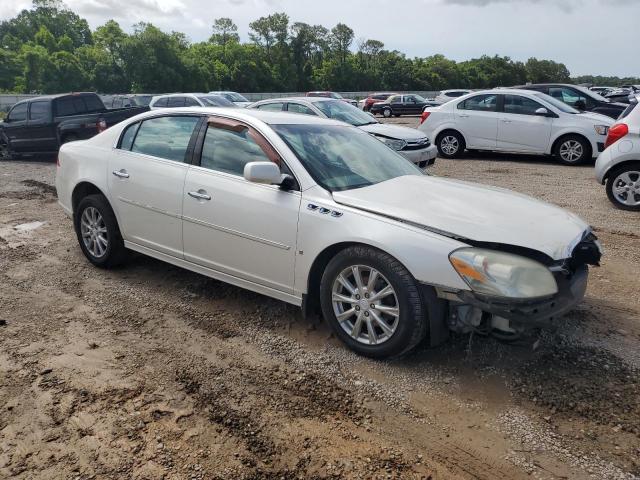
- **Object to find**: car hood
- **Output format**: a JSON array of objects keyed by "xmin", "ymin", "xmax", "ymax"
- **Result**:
[
  {"xmin": 358, "ymin": 123, "xmax": 428, "ymax": 141},
  {"xmin": 332, "ymin": 175, "xmax": 589, "ymax": 260},
  {"xmin": 577, "ymin": 111, "xmax": 615, "ymax": 124}
]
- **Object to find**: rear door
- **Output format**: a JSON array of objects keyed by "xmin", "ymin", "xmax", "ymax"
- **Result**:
[
  {"xmin": 26, "ymin": 100, "xmax": 57, "ymax": 153},
  {"xmin": 182, "ymin": 118, "xmax": 300, "ymax": 293},
  {"xmin": 2, "ymin": 102, "xmax": 29, "ymax": 153},
  {"xmin": 108, "ymin": 114, "xmax": 202, "ymax": 257},
  {"xmin": 497, "ymin": 94, "xmax": 553, "ymax": 153},
  {"xmin": 453, "ymin": 93, "xmax": 498, "ymax": 148}
]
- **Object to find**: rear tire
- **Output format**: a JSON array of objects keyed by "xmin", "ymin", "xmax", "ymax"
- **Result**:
[
  {"xmin": 319, "ymin": 246, "xmax": 427, "ymax": 359},
  {"xmin": 605, "ymin": 162, "xmax": 640, "ymax": 211},
  {"xmin": 436, "ymin": 130, "xmax": 465, "ymax": 159},
  {"xmin": 554, "ymin": 134, "xmax": 591, "ymax": 165},
  {"xmin": 382, "ymin": 108, "xmax": 392, "ymax": 118},
  {"xmin": 74, "ymin": 194, "xmax": 127, "ymax": 268}
]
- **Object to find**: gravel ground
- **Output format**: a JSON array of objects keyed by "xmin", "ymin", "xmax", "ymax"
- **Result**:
[{"xmin": 1, "ymin": 120, "xmax": 639, "ymax": 479}]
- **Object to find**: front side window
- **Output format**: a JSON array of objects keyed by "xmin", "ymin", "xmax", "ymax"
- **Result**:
[
  {"xmin": 154, "ymin": 97, "xmax": 168, "ymax": 108},
  {"xmin": 184, "ymin": 96, "xmax": 200, "ymax": 107},
  {"xmin": 8, "ymin": 102, "xmax": 28, "ymax": 121},
  {"xmin": 313, "ymin": 100, "xmax": 376, "ymax": 126},
  {"xmin": 29, "ymin": 101, "xmax": 50, "ymax": 120},
  {"xmin": 548, "ymin": 87, "xmax": 591, "ymax": 108},
  {"xmin": 458, "ymin": 94, "xmax": 497, "ymax": 112},
  {"xmin": 56, "ymin": 97, "xmax": 86, "ymax": 116},
  {"xmin": 200, "ymin": 124, "xmax": 272, "ymax": 176},
  {"xmin": 503, "ymin": 95, "xmax": 545, "ymax": 115},
  {"xmin": 287, "ymin": 103, "xmax": 316, "ymax": 116},
  {"xmin": 256, "ymin": 102, "xmax": 284, "ymax": 112},
  {"xmin": 273, "ymin": 124, "xmax": 421, "ymax": 192},
  {"xmin": 130, "ymin": 116, "xmax": 199, "ymax": 162}
]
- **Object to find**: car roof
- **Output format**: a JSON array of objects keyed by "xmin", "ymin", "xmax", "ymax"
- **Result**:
[
  {"xmin": 137, "ymin": 107, "xmax": 347, "ymax": 126},
  {"xmin": 254, "ymin": 97, "xmax": 332, "ymax": 104},
  {"xmin": 153, "ymin": 93, "xmax": 206, "ymax": 98}
]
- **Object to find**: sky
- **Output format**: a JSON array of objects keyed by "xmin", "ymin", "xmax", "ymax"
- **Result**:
[{"xmin": 1, "ymin": 0, "xmax": 638, "ymax": 77}]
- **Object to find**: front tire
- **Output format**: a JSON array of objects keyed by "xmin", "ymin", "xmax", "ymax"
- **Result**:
[
  {"xmin": 606, "ymin": 163, "xmax": 640, "ymax": 211},
  {"xmin": 436, "ymin": 131, "xmax": 465, "ymax": 159},
  {"xmin": 554, "ymin": 135, "xmax": 591, "ymax": 165},
  {"xmin": 319, "ymin": 246, "xmax": 427, "ymax": 359},
  {"xmin": 382, "ymin": 108, "xmax": 392, "ymax": 118},
  {"xmin": 74, "ymin": 194, "xmax": 127, "ymax": 268}
]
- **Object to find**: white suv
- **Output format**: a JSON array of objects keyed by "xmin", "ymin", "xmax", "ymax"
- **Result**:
[
  {"xmin": 419, "ymin": 89, "xmax": 613, "ymax": 165},
  {"xmin": 595, "ymin": 96, "xmax": 640, "ymax": 210}
]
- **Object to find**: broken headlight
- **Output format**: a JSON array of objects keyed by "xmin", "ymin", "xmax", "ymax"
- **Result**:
[{"xmin": 449, "ymin": 248, "xmax": 558, "ymax": 299}]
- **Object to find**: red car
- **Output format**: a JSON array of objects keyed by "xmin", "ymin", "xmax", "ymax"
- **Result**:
[
  {"xmin": 363, "ymin": 92, "xmax": 397, "ymax": 112},
  {"xmin": 306, "ymin": 91, "xmax": 358, "ymax": 108}
]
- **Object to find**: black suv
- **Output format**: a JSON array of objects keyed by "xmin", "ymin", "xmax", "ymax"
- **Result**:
[{"xmin": 515, "ymin": 84, "xmax": 626, "ymax": 119}]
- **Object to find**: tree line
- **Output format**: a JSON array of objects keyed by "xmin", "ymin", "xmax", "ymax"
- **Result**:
[{"xmin": 1, "ymin": 0, "xmax": 638, "ymax": 95}]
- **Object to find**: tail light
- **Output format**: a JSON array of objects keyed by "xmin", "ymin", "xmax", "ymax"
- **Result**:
[
  {"xmin": 420, "ymin": 111, "xmax": 431, "ymax": 124},
  {"xmin": 604, "ymin": 123, "xmax": 628, "ymax": 149},
  {"xmin": 97, "ymin": 119, "xmax": 107, "ymax": 133}
]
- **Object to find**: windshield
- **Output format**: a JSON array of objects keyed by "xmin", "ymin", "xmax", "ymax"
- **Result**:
[
  {"xmin": 273, "ymin": 124, "xmax": 422, "ymax": 192},
  {"xmin": 313, "ymin": 100, "xmax": 377, "ymax": 126},
  {"xmin": 413, "ymin": 94, "xmax": 426, "ymax": 102},
  {"xmin": 198, "ymin": 96, "xmax": 235, "ymax": 107},
  {"xmin": 330, "ymin": 92, "xmax": 343, "ymax": 99},
  {"xmin": 532, "ymin": 92, "xmax": 580, "ymax": 114},
  {"xmin": 574, "ymin": 84, "xmax": 607, "ymax": 102},
  {"xmin": 217, "ymin": 92, "xmax": 248, "ymax": 103},
  {"xmin": 132, "ymin": 95, "xmax": 153, "ymax": 106}
]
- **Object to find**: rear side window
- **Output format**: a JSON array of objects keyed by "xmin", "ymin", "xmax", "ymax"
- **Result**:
[
  {"xmin": 167, "ymin": 97, "xmax": 186, "ymax": 107},
  {"xmin": 184, "ymin": 97, "xmax": 200, "ymax": 107},
  {"xmin": 153, "ymin": 97, "xmax": 168, "ymax": 107},
  {"xmin": 458, "ymin": 94, "xmax": 497, "ymax": 112},
  {"xmin": 619, "ymin": 101, "xmax": 637, "ymax": 120},
  {"xmin": 446, "ymin": 91, "xmax": 467, "ymax": 98},
  {"xmin": 130, "ymin": 116, "xmax": 199, "ymax": 162},
  {"xmin": 287, "ymin": 103, "xmax": 316, "ymax": 115},
  {"xmin": 29, "ymin": 101, "xmax": 50, "ymax": 120},
  {"xmin": 256, "ymin": 102, "xmax": 284, "ymax": 111},
  {"xmin": 118, "ymin": 122, "xmax": 139, "ymax": 150},
  {"xmin": 56, "ymin": 97, "xmax": 87, "ymax": 116},
  {"xmin": 200, "ymin": 124, "xmax": 271, "ymax": 176},
  {"xmin": 8, "ymin": 102, "xmax": 28, "ymax": 121}
]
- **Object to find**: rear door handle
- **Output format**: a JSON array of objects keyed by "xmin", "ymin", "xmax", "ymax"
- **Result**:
[
  {"xmin": 501, "ymin": 119, "xmax": 512, "ymax": 123},
  {"xmin": 458, "ymin": 114, "xmax": 469, "ymax": 118},
  {"xmin": 188, "ymin": 190, "xmax": 211, "ymax": 201},
  {"xmin": 112, "ymin": 169, "xmax": 129, "ymax": 178}
]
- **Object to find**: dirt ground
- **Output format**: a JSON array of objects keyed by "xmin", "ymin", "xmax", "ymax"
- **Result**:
[{"xmin": 1, "ymin": 118, "xmax": 640, "ymax": 479}]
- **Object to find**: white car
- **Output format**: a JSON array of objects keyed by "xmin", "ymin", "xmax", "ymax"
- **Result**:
[
  {"xmin": 207, "ymin": 91, "xmax": 252, "ymax": 108},
  {"xmin": 55, "ymin": 108, "xmax": 602, "ymax": 358},
  {"xmin": 149, "ymin": 93, "xmax": 235, "ymax": 109},
  {"xmin": 433, "ymin": 89, "xmax": 472, "ymax": 105},
  {"xmin": 419, "ymin": 89, "xmax": 614, "ymax": 165},
  {"xmin": 595, "ymin": 96, "xmax": 640, "ymax": 210},
  {"xmin": 249, "ymin": 97, "xmax": 437, "ymax": 168}
]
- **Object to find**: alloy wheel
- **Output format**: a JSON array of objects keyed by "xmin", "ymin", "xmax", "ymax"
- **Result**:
[
  {"xmin": 611, "ymin": 170, "xmax": 640, "ymax": 207},
  {"xmin": 80, "ymin": 206, "xmax": 109, "ymax": 258},
  {"xmin": 441, "ymin": 135, "xmax": 459, "ymax": 156},
  {"xmin": 559, "ymin": 140, "xmax": 584, "ymax": 163},
  {"xmin": 331, "ymin": 265, "xmax": 400, "ymax": 345}
]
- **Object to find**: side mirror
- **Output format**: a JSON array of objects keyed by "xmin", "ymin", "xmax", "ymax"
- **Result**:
[
  {"xmin": 535, "ymin": 107, "xmax": 550, "ymax": 116},
  {"xmin": 574, "ymin": 100, "xmax": 586, "ymax": 111},
  {"xmin": 244, "ymin": 161, "xmax": 282, "ymax": 185}
]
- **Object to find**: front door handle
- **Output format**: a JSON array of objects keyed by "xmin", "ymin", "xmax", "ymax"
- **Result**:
[
  {"xmin": 188, "ymin": 190, "xmax": 211, "ymax": 201},
  {"xmin": 501, "ymin": 119, "xmax": 512, "ymax": 123},
  {"xmin": 112, "ymin": 169, "xmax": 129, "ymax": 178},
  {"xmin": 458, "ymin": 114, "xmax": 469, "ymax": 118}
]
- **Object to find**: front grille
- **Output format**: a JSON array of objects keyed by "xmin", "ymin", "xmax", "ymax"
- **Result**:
[{"xmin": 403, "ymin": 138, "xmax": 430, "ymax": 150}]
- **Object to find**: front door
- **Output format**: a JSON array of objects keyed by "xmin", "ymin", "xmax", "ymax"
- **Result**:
[
  {"xmin": 3, "ymin": 102, "xmax": 29, "ymax": 153},
  {"xmin": 454, "ymin": 93, "xmax": 499, "ymax": 149},
  {"xmin": 497, "ymin": 94, "xmax": 554, "ymax": 153},
  {"xmin": 182, "ymin": 118, "xmax": 300, "ymax": 293},
  {"xmin": 108, "ymin": 114, "xmax": 201, "ymax": 257}
]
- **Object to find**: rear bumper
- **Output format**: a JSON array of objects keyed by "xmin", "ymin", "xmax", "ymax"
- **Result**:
[{"xmin": 454, "ymin": 265, "xmax": 588, "ymax": 328}]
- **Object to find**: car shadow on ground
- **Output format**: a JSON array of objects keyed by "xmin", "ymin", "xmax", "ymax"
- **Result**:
[{"xmin": 458, "ymin": 150, "xmax": 597, "ymax": 167}]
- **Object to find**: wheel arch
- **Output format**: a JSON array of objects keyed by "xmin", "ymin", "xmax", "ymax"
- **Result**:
[
  {"xmin": 71, "ymin": 182, "xmax": 107, "ymax": 216},
  {"xmin": 602, "ymin": 159, "xmax": 640, "ymax": 183},
  {"xmin": 436, "ymin": 127, "xmax": 467, "ymax": 146},
  {"xmin": 550, "ymin": 131, "xmax": 593, "ymax": 158}
]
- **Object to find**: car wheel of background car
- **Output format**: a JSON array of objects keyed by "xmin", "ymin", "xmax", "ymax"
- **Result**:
[
  {"xmin": 606, "ymin": 162, "xmax": 640, "ymax": 211},
  {"xmin": 0, "ymin": 140, "xmax": 12, "ymax": 160},
  {"xmin": 74, "ymin": 194, "xmax": 127, "ymax": 268},
  {"xmin": 554, "ymin": 135, "xmax": 591, "ymax": 166},
  {"xmin": 382, "ymin": 108, "xmax": 392, "ymax": 118},
  {"xmin": 436, "ymin": 130, "xmax": 465, "ymax": 159},
  {"xmin": 319, "ymin": 245, "xmax": 427, "ymax": 359}
]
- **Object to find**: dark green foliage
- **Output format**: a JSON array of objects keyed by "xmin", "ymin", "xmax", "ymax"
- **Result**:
[{"xmin": 0, "ymin": 1, "xmax": 636, "ymax": 94}]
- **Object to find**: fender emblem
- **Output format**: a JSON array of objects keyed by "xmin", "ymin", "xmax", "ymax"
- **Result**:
[{"xmin": 307, "ymin": 204, "xmax": 342, "ymax": 218}]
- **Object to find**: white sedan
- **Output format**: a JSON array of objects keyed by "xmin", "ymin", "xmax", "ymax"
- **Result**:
[
  {"xmin": 250, "ymin": 97, "xmax": 437, "ymax": 168},
  {"xmin": 56, "ymin": 108, "xmax": 602, "ymax": 358},
  {"xmin": 419, "ymin": 88, "xmax": 613, "ymax": 165}
]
